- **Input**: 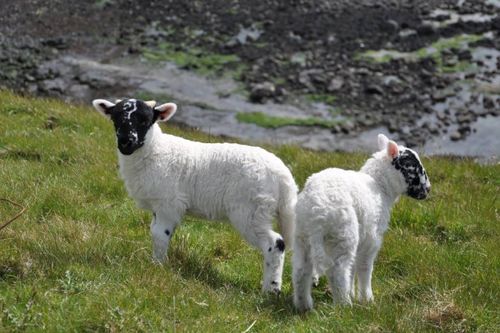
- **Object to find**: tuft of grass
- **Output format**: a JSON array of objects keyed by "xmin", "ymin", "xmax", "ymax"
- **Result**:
[
  {"xmin": 236, "ymin": 111, "xmax": 343, "ymax": 129},
  {"xmin": 0, "ymin": 90, "xmax": 498, "ymax": 331}
]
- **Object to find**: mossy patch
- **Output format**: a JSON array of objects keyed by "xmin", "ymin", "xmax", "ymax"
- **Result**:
[
  {"xmin": 356, "ymin": 33, "xmax": 486, "ymax": 73},
  {"xmin": 142, "ymin": 42, "xmax": 242, "ymax": 77},
  {"xmin": 305, "ymin": 93, "xmax": 337, "ymax": 105}
]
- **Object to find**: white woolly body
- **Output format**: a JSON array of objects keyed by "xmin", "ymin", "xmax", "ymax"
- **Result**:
[
  {"xmin": 119, "ymin": 124, "xmax": 297, "ymax": 292},
  {"xmin": 293, "ymin": 150, "xmax": 411, "ymax": 311}
]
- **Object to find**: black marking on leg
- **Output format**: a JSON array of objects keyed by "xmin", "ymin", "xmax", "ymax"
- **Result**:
[
  {"xmin": 275, "ymin": 238, "xmax": 285, "ymax": 252},
  {"xmin": 165, "ymin": 229, "xmax": 170, "ymax": 236},
  {"xmin": 153, "ymin": 212, "xmax": 157, "ymax": 219},
  {"xmin": 268, "ymin": 247, "xmax": 272, "ymax": 252},
  {"xmin": 271, "ymin": 281, "xmax": 278, "ymax": 285}
]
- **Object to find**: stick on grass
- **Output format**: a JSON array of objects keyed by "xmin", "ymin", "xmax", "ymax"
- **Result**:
[{"xmin": 0, "ymin": 198, "xmax": 26, "ymax": 232}]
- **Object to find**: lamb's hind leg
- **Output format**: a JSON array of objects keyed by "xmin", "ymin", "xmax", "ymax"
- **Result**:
[
  {"xmin": 292, "ymin": 236, "xmax": 314, "ymax": 311},
  {"xmin": 324, "ymin": 209, "xmax": 359, "ymax": 305},
  {"xmin": 356, "ymin": 238, "xmax": 381, "ymax": 303},
  {"xmin": 229, "ymin": 208, "xmax": 285, "ymax": 294},
  {"xmin": 150, "ymin": 210, "xmax": 182, "ymax": 263}
]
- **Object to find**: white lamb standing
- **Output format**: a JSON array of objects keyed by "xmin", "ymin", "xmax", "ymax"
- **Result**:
[
  {"xmin": 292, "ymin": 134, "xmax": 431, "ymax": 311},
  {"xmin": 92, "ymin": 98, "xmax": 297, "ymax": 293}
]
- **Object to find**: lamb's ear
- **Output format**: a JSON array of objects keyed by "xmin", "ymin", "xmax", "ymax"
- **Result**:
[
  {"xmin": 92, "ymin": 99, "xmax": 115, "ymax": 118},
  {"xmin": 155, "ymin": 103, "xmax": 177, "ymax": 122},
  {"xmin": 145, "ymin": 100, "xmax": 157, "ymax": 108},
  {"xmin": 387, "ymin": 140, "xmax": 399, "ymax": 159},
  {"xmin": 378, "ymin": 134, "xmax": 389, "ymax": 151}
]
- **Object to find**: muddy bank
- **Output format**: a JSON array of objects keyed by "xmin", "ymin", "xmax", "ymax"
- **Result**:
[{"xmin": 0, "ymin": 0, "xmax": 499, "ymax": 160}]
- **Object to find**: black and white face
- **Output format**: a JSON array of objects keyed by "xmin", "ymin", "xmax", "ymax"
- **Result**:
[
  {"xmin": 378, "ymin": 134, "xmax": 431, "ymax": 200},
  {"xmin": 392, "ymin": 148, "xmax": 431, "ymax": 200},
  {"xmin": 92, "ymin": 98, "xmax": 177, "ymax": 155}
]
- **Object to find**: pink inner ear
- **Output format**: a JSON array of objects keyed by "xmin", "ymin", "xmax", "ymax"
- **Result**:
[{"xmin": 388, "ymin": 141, "xmax": 399, "ymax": 158}]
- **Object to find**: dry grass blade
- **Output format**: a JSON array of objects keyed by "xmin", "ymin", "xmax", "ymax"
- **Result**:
[{"xmin": 0, "ymin": 198, "xmax": 27, "ymax": 232}]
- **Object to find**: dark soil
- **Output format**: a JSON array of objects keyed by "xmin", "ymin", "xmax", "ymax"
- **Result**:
[{"xmin": 1, "ymin": 0, "xmax": 499, "ymax": 149}]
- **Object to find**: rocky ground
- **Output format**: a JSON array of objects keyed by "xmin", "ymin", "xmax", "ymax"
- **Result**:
[{"xmin": 1, "ymin": 0, "xmax": 499, "ymax": 156}]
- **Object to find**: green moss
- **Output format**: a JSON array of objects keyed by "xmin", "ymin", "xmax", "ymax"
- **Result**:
[
  {"xmin": 306, "ymin": 93, "xmax": 337, "ymax": 105},
  {"xmin": 236, "ymin": 112, "xmax": 342, "ymax": 129},
  {"xmin": 356, "ymin": 33, "xmax": 486, "ymax": 70},
  {"xmin": 142, "ymin": 42, "xmax": 242, "ymax": 77}
]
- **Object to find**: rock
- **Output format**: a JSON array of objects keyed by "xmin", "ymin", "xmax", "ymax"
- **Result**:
[
  {"xmin": 387, "ymin": 119, "xmax": 398, "ymax": 133},
  {"xmin": 365, "ymin": 84, "xmax": 384, "ymax": 95},
  {"xmin": 399, "ymin": 29, "xmax": 417, "ymax": 38},
  {"xmin": 42, "ymin": 37, "xmax": 68, "ymax": 50},
  {"xmin": 327, "ymin": 78, "xmax": 344, "ymax": 92},
  {"xmin": 431, "ymin": 89, "xmax": 454, "ymax": 102},
  {"xmin": 382, "ymin": 19, "xmax": 399, "ymax": 33},
  {"xmin": 457, "ymin": 49, "xmax": 472, "ymax": 61},
  {"xmin": 340, "ymin": 120, "xmax": 355, "ymax": 134},
  {"xmin": 416, "ymin": 22, "xmax": 436, "ymax": 36},
  {"xmin": 450, "ymin": 131, "xmax": 462, "ymax": 141},
  {"xmin": 456, "ymin": 113, "xmax": 473, "ymax": 124},
  {"xmin": 68, "ymin": 84, "xmax": 92, "ymax": 101},
  {"xmin": 290, "ymin": 52, "xmax": 307, "ymax": 67},
  {"xmin": 444, "ymin": 56, "xmax": 458, "ymax": 67},
  {"xmin": 249, "ymin": 82, "xmax": 276, "ymax": 103},
  {"xmin": 39, "ymin": 78, "xmax": 66, "ymax": 93},
  {"xmin": 77, "ymin": 71, "xmax": 116, "ymax": 89},
  {"xmin": 483, "ymin": 96, "xmax": 495, "ymax": 109}
]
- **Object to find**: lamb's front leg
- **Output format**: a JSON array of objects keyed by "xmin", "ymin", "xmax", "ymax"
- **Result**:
[{"xmin": 150, "ymin": 211, "xmax": 181, "ymax": 263}]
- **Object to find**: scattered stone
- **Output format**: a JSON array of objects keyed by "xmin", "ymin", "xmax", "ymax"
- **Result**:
[
  {"xmin": 340, "ymin": 120, "xmax": 355, "ymax": 134},
  {"xmin": 365, "ymin": 85, "xmax": 384, "ymax": 95},
  {"xmin": 416, "ymin": 22, "xmax": 436, "ymax": 36},
  {"xmin": 249, "ymin": 82, "xmax": 276, "ymax": 103},
  {"xmin": 432, "ymin": 89, "xmax": 454, "ymax": 102},
  {"xmin": 483, "ymin": 96, "xmax": 495, "ymax": 109},
  {"xmin": 399, "ymin": 29, "xmax": 417, "ymax": 38},
  {"xmin": 450, "ymin": 131, "xmax": 463, "ymax": 141},
  {"xmin": 457, "ymin": 49, "xmax": 472, "ymax": 61},
  {"xmin": 382, "ymin": 19, "xmax": 399, "ymax": 33},
  {"xmin": 327, "ymin": 78, "xmax": 344, "ymax": 92},
  {"xmin": 290, "ymin": 52, "xmax": 308, "ymax": 67},
  {"xmin": 68, "ymin": 84, "xmax": 92, "ymax": 101},
  {"xmin": 39, "ymin": 78, "xmax": 66, "ymax": 93},
  {"xmin": 77, "ymin": 71, "xmax": 116, "ymax": 89},
  {"xmin": 41, "ymin": 37, "xmax": 68, "ymax": 50}
]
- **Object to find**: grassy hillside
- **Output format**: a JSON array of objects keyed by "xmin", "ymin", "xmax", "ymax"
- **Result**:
[{"xmin": 0, "ymin": 90, "xmax": 498, "ymax": 332}]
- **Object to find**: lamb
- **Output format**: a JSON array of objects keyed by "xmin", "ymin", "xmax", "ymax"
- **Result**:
[
  {"xmin": 292, "ymin": 134, "xmax": 431, "ymax": 311},
  {"xmin": 92, "ymin": 98, "xmax": 297, "ymax": 293}
]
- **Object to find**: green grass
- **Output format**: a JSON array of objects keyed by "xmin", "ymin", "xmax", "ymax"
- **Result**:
[
  {"xmin": 236, "ymin": 112, "xmax": 343, "ymax": 129},
  {"xmin": 0, "ymin": 90, "xmax": 499, "ymax": 331}
]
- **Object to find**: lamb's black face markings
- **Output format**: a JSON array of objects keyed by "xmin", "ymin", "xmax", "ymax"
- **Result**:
[
  {"xmin": 108, "ymin": 99, "xmax": 158, "ymax": 155},
  {"xmin": 392, "ymin": 148, "xmax": 430, "ymax": 200}
]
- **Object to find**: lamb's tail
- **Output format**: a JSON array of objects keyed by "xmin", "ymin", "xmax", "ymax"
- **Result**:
[{"xmin": 277, "ymin": 175, "xmax": 298, "ymax": 249}]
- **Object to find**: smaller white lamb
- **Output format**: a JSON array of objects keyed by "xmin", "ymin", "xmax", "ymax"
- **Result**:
[
  {"xmin": 92, "ymin": 98, "xmax": 297, "ymax": 293},
  {"xmin": 292, "ymin": 134, "xmax": 430, "ymax": 311}
]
